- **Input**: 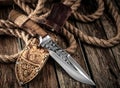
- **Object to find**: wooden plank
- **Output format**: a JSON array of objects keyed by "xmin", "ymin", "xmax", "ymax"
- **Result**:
[
  {"xmin": 0, "ymin": 36, "xmax": 23, "ymax": 88},
  {"xmin": 0, "ymin": 0, "xmax": 13, "ymax": 6},
  {"xmin": 100, "ymin": 14, "xmax": 120, "ymax": 68},
  {"xmin": 110, "ymin": 0, "xmax": 120, "ymax": 69},
  {"xmin": 1, "ymin": 0, "xmax": 119, "ymax": 88},
  {"xmin": 76, "ymin": 20, "xmax": 120, "ymax": 88},
  {"xmin": 54, "ymin": 32, "xmax": 92, "ymax": 88},
  {"xmin": 75, "ymin": 0, "xmax": 120, "ymax": 87},
  {"xmin": 98, "ymin": 0, "xmax": 120, "ymax": 86},
  {"xmin": 0, "ymin": 7, "xmax": 27, "ymax": 88},
  {"xmin": 29, "ymin": 58, "xmax": 59, "ymax": 88},
  {"xmin": 114, "ymin": 0, "xmax": 120, "ymax": 10}
]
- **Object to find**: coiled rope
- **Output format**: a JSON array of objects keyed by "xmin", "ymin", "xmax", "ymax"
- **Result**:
[
  {"xmin": 0, "ymin": 27, "xmax": 30, "ymax": 63},
  {"xmin": 0, "ymin": 0, "xmax": 120, "ymax": 63},
  {"xmin": 15, "ymin": 0, "xmax": 120, "ymax": 47},
  {"xmin": 14, "ymin": 0, "xmax": 104, "ymax": 22}
]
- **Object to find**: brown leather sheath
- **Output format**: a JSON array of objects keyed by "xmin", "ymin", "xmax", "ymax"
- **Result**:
[
  {"xmin": 9, "ymin": 10, "xmax": 50, "ymax": 85},
  {"xmin": 15, "ymin": 39, "xmax": 49, "ymax": 85}
]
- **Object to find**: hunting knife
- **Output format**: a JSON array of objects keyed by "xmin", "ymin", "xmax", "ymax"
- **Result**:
[{"xmin": 9, "ymin": 10, "xmax": 95, "ymax": 85}]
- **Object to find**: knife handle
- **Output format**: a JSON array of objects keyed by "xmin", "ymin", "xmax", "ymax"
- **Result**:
[
  {"xmin": 9, "ymin": 10, "xmax": 48, "ymax": 38},
  {"xmin": 39, "ymin": 3, "xmax": 71, "ymax": 33}
]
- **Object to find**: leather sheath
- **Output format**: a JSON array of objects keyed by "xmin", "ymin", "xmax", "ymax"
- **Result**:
[{"xmin": 15, "ymin": 38, "xmax": 49, "ymax": 85}]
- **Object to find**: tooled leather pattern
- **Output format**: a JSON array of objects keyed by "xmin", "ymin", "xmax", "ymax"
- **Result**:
[{"xmin": 15, "ymin": 38, "xmax": 49, "ymax": 85}]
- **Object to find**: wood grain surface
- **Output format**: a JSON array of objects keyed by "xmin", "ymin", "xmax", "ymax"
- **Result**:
[
  {"xmin": 0, "ymin": 0, "xmax": 13, "ymax": 6},
  {"xmin": 0, "ymin": 0, "xmax": 120, "ymax": 88}
]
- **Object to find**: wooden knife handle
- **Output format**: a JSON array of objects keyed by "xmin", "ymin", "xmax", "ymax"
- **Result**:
[
  {"xmin": 9, "ymin": 10, "xmax": 47, "ymax": 38},
  {"xmin": 39, "ymin": 3, "xmax": 71, "ymax": 33}
]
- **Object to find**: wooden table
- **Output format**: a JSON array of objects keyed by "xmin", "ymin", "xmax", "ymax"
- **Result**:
[{"xmin": 0, "ymin": 0, "xmax": 120, "ymax": 88}]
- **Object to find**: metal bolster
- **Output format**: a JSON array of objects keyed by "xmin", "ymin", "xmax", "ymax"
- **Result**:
[{"xmin": 39, "ymin": 35, "xmax": 51, "ymax": 46}]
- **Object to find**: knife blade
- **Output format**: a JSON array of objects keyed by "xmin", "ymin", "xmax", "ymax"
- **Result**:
[
  {"xmin": 9, "ymin": 10, "xmax": 95, "ymax": 85},
  {"xmin": 39, "ymin": 35, "xmax": 95, "ymax": 85}
]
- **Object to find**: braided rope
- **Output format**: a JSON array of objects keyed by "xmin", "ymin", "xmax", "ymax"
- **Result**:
[
  {"xmin": 65, "ymin": 0, "xmax": 120, "ymax": 47},
  {"xmin": 28, "ymin": 0, "xmax": 47, "ymax": 17},
  {"xmin": 13, "ymin": 0, "xmax": 78, "ymax": 54},
  {"xmin": 0, "ymin": 19, "xmax": 17, "ymax": 28},
  {"xmin": 0, "ymin": 20, "xmax": 77, "ymax": 63},
  {"xmin": 63, "ymin": 0, "xmax": 81, "ymax": 11},
  {"xmin": 0, "ymin": 27, "xmax": 31, "ymax": 63},
  {"xmin": 73, "ymin": 0, "xmax": 105, "ymax": 22},
  {"xmin": 65, "ymin": 21, "xmax": 112, "ymax": 47},
  {"xmin": 14, "ymin": 0, "xmax": 104, "ymax": 22},
  {"xmin": 0, "ymin": 0, "xmax": 120, "ymax": 63},
  {"xmin": 14, "ymin": 0, "xmax": 34, "ymax": 14},
  {"xmin": 14, "ymin": 0, "xmax": 120, "ymax": 47},
  {"xmin": 71, "ymin": 0, "xmax": 81, "ymax": 11},
  {"xmin": 62, "ymin": 27, "xmax": 77, "ymax": 54},
  {"xmin": 0, "ymin": 20, "xmax": 77, "ymax": 54}
]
